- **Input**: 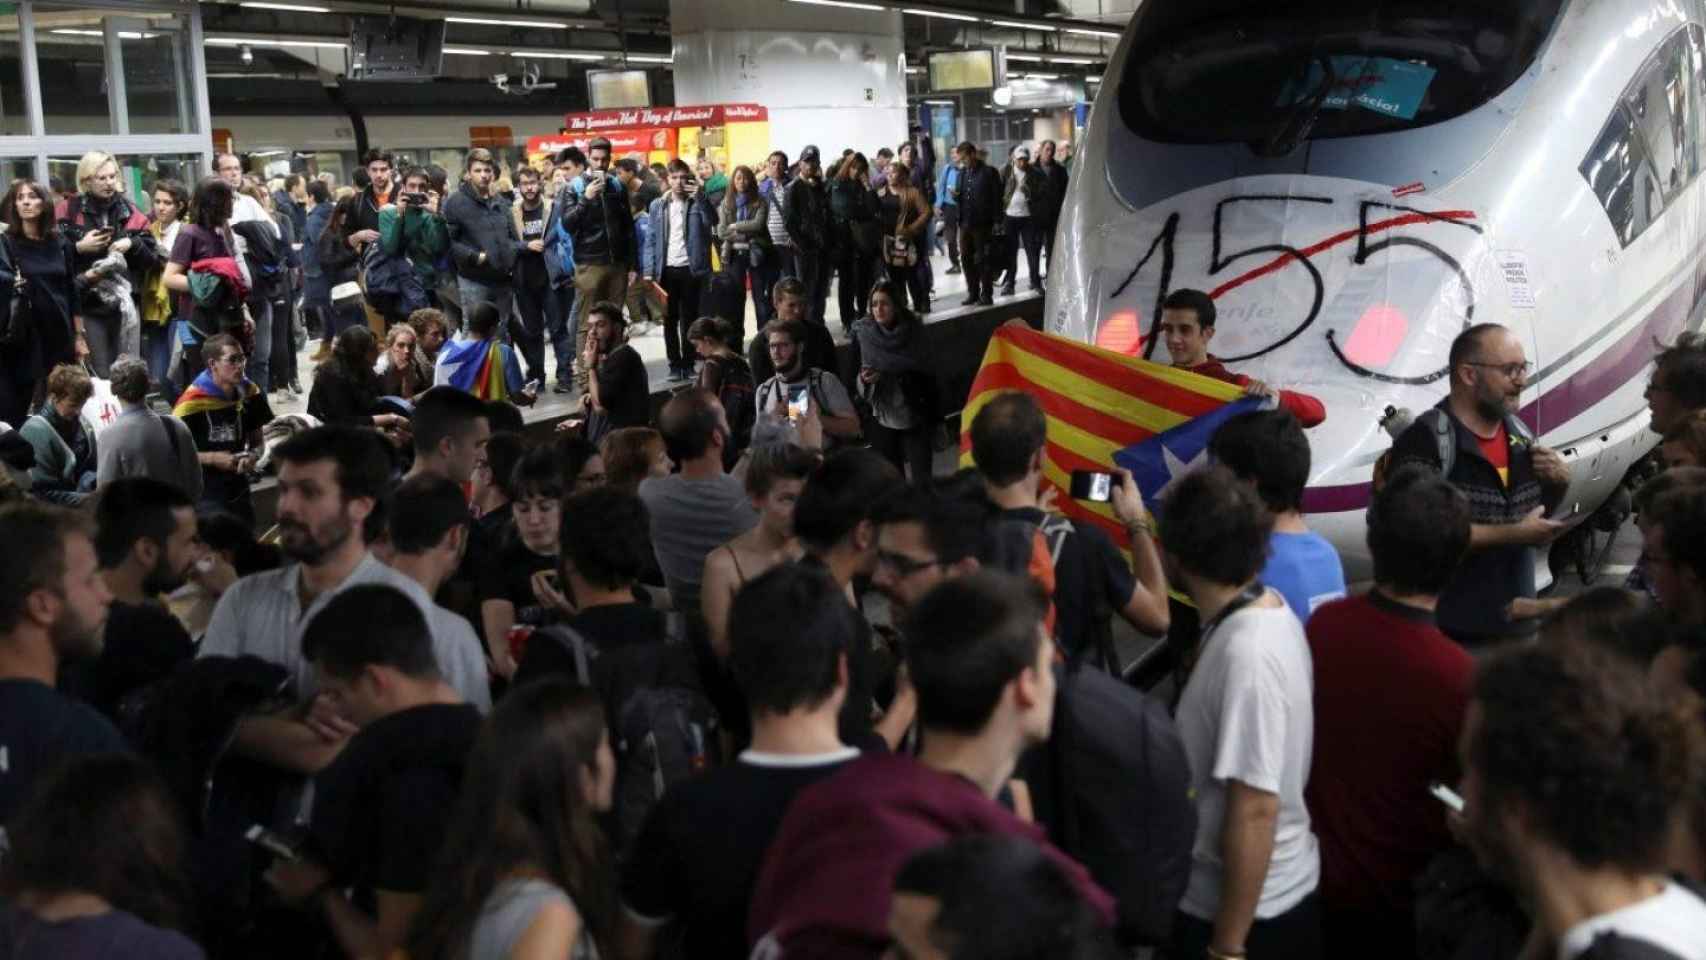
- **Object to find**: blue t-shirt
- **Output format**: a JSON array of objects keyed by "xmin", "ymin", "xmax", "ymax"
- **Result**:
[{"xmin": 1261, "ymin": 530, "xmax": 1347, "ymax": 624}]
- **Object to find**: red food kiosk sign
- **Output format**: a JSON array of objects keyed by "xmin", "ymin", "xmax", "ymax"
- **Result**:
[{"xmin": 560, "ymin": 103, "xmax": 769, "ymax": 133}]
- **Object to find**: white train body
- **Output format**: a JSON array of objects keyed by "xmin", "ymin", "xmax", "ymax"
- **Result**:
[{"xmin": 1051, "ymin": 0, "xmax": 1706, "ymax": 578}]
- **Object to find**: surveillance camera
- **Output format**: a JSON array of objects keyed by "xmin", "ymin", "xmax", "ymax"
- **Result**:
[{"xmin": 240, "ymin": 43, "xmax": 253, "ymax": 65}]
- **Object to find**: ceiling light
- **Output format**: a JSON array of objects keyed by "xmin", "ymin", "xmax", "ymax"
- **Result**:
[
  {"xmin": 207, "ymin": 36, "xmax": 347, "ymax": 49},
  {"xmin": 240, "ymin": 2, "xmax": 332, "ymax": 12},
  {"xmin": 1049, "ymin": 55, "xmax": 1097, "ymax": 64},
  {"xmin": 624, "ymin": 54, "xmax": 672, "ymax": 63},
  {"xmin": 1064, "ymin": 27, "xmax": 1121, "ymax": 39},
  {"xmin": 1024, "ymin": 72, "xmax": 1059, "ymax": 79},
  {"xmin": 511, "ymin": 49, "xmax": 605, "ymax": 60},
  {"xmin": 1004, "ymin": 52, "xmax": 1044, "ymax": 62},
  {"xmin": 924, "ymin": 99, "xmax": 956, "ymax": 105},
  {"xmin": 903, "ymin": 7, "xmax": 979, "ymax": 21},
  {"xmin": 50, "ymin": 27, "xmax": 157, "ymax": 38},
  {"xmin": 443, "ymin": 46, "xmax": 490, "ymax": 55},
  {"xmin": 786, "ymin": 0, "xmax": 886, "ymax": 10},
  {"xmin": 993, "ymin": 20, "xmax": 1054, "ymax": 31},
  {"xmin": 904, "ymin": 66, "xmax": 921, "ymax": 74},
  {"xmin": 446, "ymin": 16, "xmax": 569, "ymax": 29}
]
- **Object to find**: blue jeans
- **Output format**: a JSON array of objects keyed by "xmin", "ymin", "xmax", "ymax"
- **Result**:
[
  {"xmin": 245, "ymin": 297, "xmax": 273, "ymax": 391},
  {"xmin": 142, "ymin": 324, "xmax": 173, "ymax": 387},
  {"xmin": 545, "ymin": 285, "xmax": 576, "ymax": 386}
]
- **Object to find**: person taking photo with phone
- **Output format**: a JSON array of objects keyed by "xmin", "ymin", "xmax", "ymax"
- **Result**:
[
  {"xmin": 754, "ymin": 319, "xmax": 861, "ymax": 451},
  {"xmin": 564, "ymin": 137, "xmax": 637, "ymax": 393},
  {"xmin": 641, "ymin": 159, "xmax": 718, "ymax": 383}
]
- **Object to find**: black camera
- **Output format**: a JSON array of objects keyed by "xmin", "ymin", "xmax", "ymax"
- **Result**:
[{"xmin": 400, "ymin": 191, "xmax": 429, "ymax": 205}]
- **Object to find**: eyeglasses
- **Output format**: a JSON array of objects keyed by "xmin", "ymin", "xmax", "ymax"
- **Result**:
[
  {"xmin": 876, "ymin": 550, "xmax": 943, "ymax": 578},
  {"xmin": 217, "ymin": 353, "xmax": 246, "ymax": 367},
  {"xmin": 1463, "ymin": 360, "xmax": 1533, "ymax": 379}
]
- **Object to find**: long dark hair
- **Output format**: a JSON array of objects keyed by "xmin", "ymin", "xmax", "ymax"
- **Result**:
[
  {"xmin": 867, "ymin": 278, "xmax": 918, "ymax": 330},
  {"xmin": 405, "ymin": 680, "xmax": 613, "ymax": 960},
  {"xmin": 835, "ymin": 151, "xmax": 870, "ymax": 183},
  {"xmin": 323, "ymin": 325, "xmax": 380, "ymax": 392},
  {"xmin": 187, "ymin": 175, "xmax": 233, "ymax": 230},
  {"xmin": 1, "ymin": 178, "xmax": 57, "ymax": 239},
  {"xmin": 0, "ymin": 753, "xmax": 196, "ymax": 934}
]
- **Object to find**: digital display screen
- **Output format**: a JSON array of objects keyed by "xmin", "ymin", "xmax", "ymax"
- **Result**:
[
  {"xmin": 588, "ymin": 69, "xmax": 651, "ymax": 109},
  {"xmin": 930, "ymin": 49, "xmax": 997, "ymax": 92}
]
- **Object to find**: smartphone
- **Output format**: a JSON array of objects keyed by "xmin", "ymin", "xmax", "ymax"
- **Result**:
[
  {"xmin": 1069, "ymin": 470, "xmax": 1117, "ymax": 503},
  {"xmin": 245, "ymin": 824, "xmax": 299, "ymax": 861},
  {"xmin": 786, "ymin": 384, "xmax": 809, "ymax": 421},
  {"xmin": 1429, "ymin": 782, "xmax": 1465, "ymax": 814}
]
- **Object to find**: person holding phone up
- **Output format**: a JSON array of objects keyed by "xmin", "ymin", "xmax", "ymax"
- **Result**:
[{"xmin": 753, "ymin": 318, "xmax": 861, "ymax": 451}]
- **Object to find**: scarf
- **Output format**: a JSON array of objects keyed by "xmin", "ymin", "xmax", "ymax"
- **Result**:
[
  {"xmin": 855, "ymin": 314, "xmax": 922, "ymax": 373},
  {"xmin": 173, "ymin": 368, "xmax": 258, "ymax": 418}
]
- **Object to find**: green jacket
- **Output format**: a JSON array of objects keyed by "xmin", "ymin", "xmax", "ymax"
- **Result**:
[{"xmin": 379, "ymin": 204, "xmax": 450, "ymax": 284}]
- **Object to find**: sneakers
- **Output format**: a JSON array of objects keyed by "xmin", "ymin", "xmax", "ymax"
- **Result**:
[
  {"xmin": 961, "ymin": 294, "xmax": 980, "ymax": 307},
  {"xmin": 978, "ymin": 295, "xmax": 995, "ymax": 306},
  {"xmin": 946, "ymin": 265, "xmax": 962, "ymax": 275},
  {"xmin": 1000, "ymin": 284, "xmax": 1016, "ymax": 297},
  {"xmin": 552, "ymin": 381, "xmax": 574, "ymax": 395}
]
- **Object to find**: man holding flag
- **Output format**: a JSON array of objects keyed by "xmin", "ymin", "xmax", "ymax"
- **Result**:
[
  {"xmin": 174, "ymin": 332, "xmax": 274, "ymax": 526},
  {"xmin": 1158, "ymin": 289, "xmax": 1326, "ymax": 428},
  {"xmin": 433, "ymin": 301, "xmax": 535, "ymax": 407}
]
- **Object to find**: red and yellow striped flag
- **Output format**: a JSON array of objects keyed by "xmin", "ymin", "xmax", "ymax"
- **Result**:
[{"xmin": 959, "ymin": 323, "xmax": 1245, "ymax": 548}]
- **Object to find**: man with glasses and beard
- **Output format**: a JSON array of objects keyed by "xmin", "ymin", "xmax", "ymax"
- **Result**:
[
  {"xmin": 0, "ymin": 503, "xmax": 121, "ymax": 820},
  {"xmin": 200, "ymin": 426, "xmax": 488, "ymax": 775},
  {"xmin": 61, "ymin": 478, "xmax": 205, "ymax": 720},
  {"xmin": 1388, "ymin": 323, "xmax": 1571, "ymax": 648}
]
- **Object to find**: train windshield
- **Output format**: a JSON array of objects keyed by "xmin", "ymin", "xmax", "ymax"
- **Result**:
[{"xmin": 1120, "ymin": 0, "xmax": 1565, "ymax": 149}]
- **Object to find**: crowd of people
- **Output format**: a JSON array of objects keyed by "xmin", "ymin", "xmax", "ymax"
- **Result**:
[{"xmin": 0, "ymin": 133, "xmax": 1703, "ymax": 960}]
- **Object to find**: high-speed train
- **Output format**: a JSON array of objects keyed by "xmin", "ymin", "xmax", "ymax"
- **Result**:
[{"xmin": 1050, "ymin": 0, "xmax": 1706, "ymax": 580}]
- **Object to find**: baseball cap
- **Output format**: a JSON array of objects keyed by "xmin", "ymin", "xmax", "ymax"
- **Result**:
[
  {"xmin": 800, "ymin": 145, "xmax": 822, "ymax": 164},
  {"xmin": 1013, "ymin": 146, "xmax": 1031, "ymax": 159}
]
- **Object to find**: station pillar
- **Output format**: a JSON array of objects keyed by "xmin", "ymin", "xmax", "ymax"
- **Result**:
[{"xmin": 668, "ymin": 0, "xmax": 910, "ymax": 162}]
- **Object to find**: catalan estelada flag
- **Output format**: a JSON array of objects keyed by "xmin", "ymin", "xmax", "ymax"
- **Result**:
[
  {"xmin": 960, "ymin": 323, "xmax": 1257, "ymax": 548},
  {"xmin": 173, "ymin": 369, "xmax": 259, "ymax": 418},
  {"xmin": 434, "ymin": 335, "xmax": 526, "ymax": 403}
]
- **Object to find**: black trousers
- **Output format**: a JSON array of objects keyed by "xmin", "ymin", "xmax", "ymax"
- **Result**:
[
  {"xmin": 512, "ymin": 280, "xmax": 550, "ymax": 383},
  {"xmin": 1003, "ymin": 215, "xmax": 1042, "ymax": 289},
  {"xmin": 885, "ymin": 260, "xmax": 928, "ymax": 314},
  {"xmin": 660, "ymin": 265, "xmax": 700, "ymax": 368},
  {"xmin": 836, "ymin": 246, "xmax": 875, "ymax": 330},
  {"xmin": 870, "ymin": 421, "xmax": 934, "ymax": 484},
  {"xmin": 795, "ymin": 248, "xmax": 831, "ymax": 326},
  {"xmin": 940, "ymin": 205, "xmax": 961, "ymax": 268},
  {"xmin": 1164, "ymin": 894, "xmax": 1322, "ymax": 960},
  {"xmin": 959, "ymin": 223, "xmax": 996, "ymax": 301},
  {"xmin": 1041, "ymin": 217, "xmax": 1058, "ymax": 277}
]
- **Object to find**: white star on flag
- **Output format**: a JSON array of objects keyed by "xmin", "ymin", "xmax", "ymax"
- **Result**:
[{"xmin": 1154, "ymin": 441, "xmax": 1210, "ymax": 502}]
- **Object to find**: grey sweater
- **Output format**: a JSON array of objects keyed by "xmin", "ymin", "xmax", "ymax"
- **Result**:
[{"xmin": 95, "ymin": 403, "xmax": 204, "ymax": 501}]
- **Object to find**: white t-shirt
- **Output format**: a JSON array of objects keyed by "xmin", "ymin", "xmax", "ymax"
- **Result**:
[
  {"xmin": 665, "ymin": 198, "xmax": 689, "ymax": 268},
  {"xmin": 1559, "ymin": 882, "xmax": 1706, "ymax": 960},
  {"xmin": 1175, "ymin": 595, "xmax": 1320, "ymax": 921},
  {"xmin": 1006, "ymin": 177, "xmax": 1030, "ymax": 218}
]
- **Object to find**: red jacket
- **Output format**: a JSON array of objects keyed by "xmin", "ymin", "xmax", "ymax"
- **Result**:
[
  {"xmin": 748, "ymin": 752, "xmax": 1116, "ymax": 958},
  {"xmin": 1187, "ymin": 357, "xmax": 1326, "ymax": 427}
]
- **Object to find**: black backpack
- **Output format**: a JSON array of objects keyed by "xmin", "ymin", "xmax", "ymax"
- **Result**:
[
  {"xmin": 713, "ymin": 354, "xmax": 757, "ymax": 457},
  {"xmin": 233, "ymin": 220, "xmax": 288, "ymax": 301},
  {"xmin": 1028, "ymin": 659, "xmax": 1196, "ymax": 947},
  {"xmin": 538, "ymin": 620, "xmax": 722, "ymax": 849}
]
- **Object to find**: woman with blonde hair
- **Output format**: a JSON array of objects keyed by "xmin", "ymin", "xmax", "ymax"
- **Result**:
[{"xmin": 56, "ymin": 150, "xmax": 160, "ymax": 376}]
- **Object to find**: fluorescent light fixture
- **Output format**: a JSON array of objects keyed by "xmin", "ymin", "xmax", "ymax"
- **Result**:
[
  {"xmin": 1024, "ymin": 72, "xmax": 1060, "ymax": 79},
  {"xmin": 924, "ymin": 98, "xmax": 956, "ymax": 105},
  {"xmin": 1065, "ymin": 27, "xmax": 1121, "ymax": 39},
  {"xmin": 787, "ymin": 0, "xmax": 886, "ymax": 10},
  {"xmin": 445, "ymin": 15, "xmax": 569, "ymax": 29},
  {"xmin": 624, "ymin": 54, "xmax": 673, "ymax": 63},
  {"xmin": 903, "ymin": 7, "xmax": 979, "ymax": 21},
  {"xmin": 904, "ymin": 66, "xmax": 922, "ymax": 74},
  {"xmin": 50, "ymin": 27, "xmax": 157, "ymax": 38},
  {"xmin": 1004, "ymin": 52, "xmax": 1044, "ymax": 62},
  {"xmin": 240, "ymin": 2, "xmax": 332, "ymax": 12},
  {"xmin": 511, "ymin": 49, "xmax": 605, "ymax": 60},
  {"xmin": 443, "ymin": 46, "xmax": 490, "ymax": 55},
  {"xmin": 207, "ymin": 36, "xmax": 347, "ymax": 48},
  {"xmin": 1048, "ymin": 55, "xmax": 1097, "ymax": 64},
  {"xmin": 993, "ymin": 20, "xmax": 1054, "ymax": 31}
]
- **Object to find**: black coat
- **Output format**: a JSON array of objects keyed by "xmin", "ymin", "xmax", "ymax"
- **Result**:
[
  {"xmin": 561, "ymin": 179, "xmax": 636, "ymax": 267},
  {"xmin": 443, "ymin": 182, "xmax": 522, "ymax": 283},
  {"xmin": 956, "ymin": 162, "xmax": 1005, "ymax": 230}
]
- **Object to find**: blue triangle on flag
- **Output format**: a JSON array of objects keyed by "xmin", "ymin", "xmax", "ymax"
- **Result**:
[{"xmin": 1113, "ymin": 396, "xmax": 1266, "ymax": 515}]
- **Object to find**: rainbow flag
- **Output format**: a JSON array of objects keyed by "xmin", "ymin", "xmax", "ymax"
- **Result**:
[
  {"xmin": 173, "ymin": 369, "xmax": 259, "ymax": 419},
  {"xmin": 434, "ymin": 335, "xmax": 525, "ymax": 403},
  {"xmin": 960, "ymin": 324, "xmax": 1255, "ymax": 549}
]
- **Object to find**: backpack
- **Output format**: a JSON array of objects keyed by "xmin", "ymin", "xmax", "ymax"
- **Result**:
[
  {"xmin": 545, "ymin": 206, "xmax": 576, "ymax": 287},
  {"xmin": 232, "ymin": 220, "xmax": 287, "ymax": 301},
  {"xmin": 1034, "ymin": 659, "xmax": 1197, "ymax": 947},
  {"xmin": 984, "ymin": 509, "xmax": 1075, "ymax": 651},
  {"xmin": 714, "ymin": 355, "xmax": 757, "ymax": 455},
  {"xmin": 538, "ymin": 621, "xmax": 722, "ymax": 849},
  {"xmin": 1373, "ymin": 404, "xmax": 1536, "ymax": 492}
]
